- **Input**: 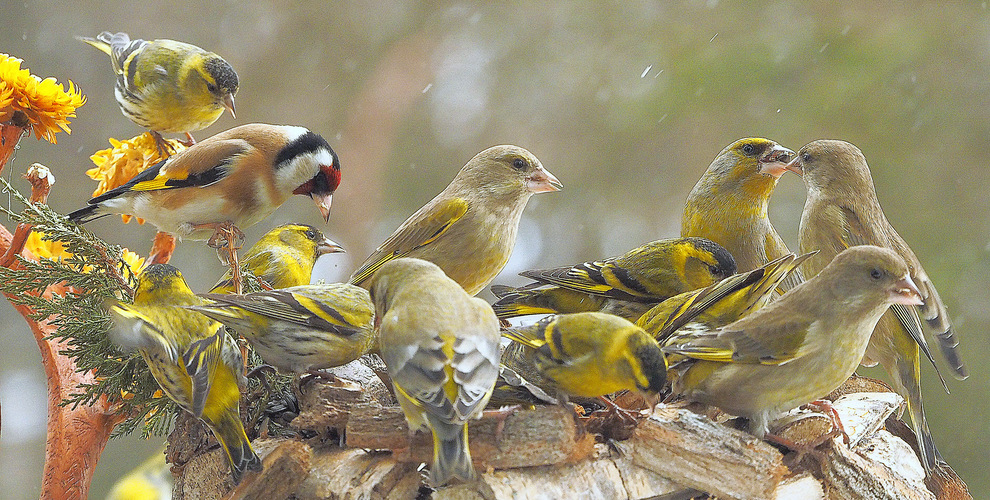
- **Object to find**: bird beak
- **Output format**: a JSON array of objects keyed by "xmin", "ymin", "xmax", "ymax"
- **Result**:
[
  {"xmin": 890, "ymin": 275, "xmax": 924, "ymax": 306},
  {"xmin": 316, "ymin": 237, "xmax": 345, "ymax": 256},
  {"xmin": 758, "ymin": 145, "xmax": 795, "ymax": 178},
  {"xmin": 783, "ymin": 157, "xmax": 803, "ymax": 176},
  {"xmin": 223, "ymin": 94, "xmax": 236, "ymax": 119},
  {"xmin": 313, "ymin": 193, "xmax": 332, "ymax": 222},
  {"xmin": 526, "ymin": 166, "xmax": 563, "ymax": 193}
]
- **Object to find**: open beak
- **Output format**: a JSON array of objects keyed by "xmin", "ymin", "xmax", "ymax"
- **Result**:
[
  {"xmin": 891, "ymin": 275, "xmax": 924, "ymax": 306},
  {"xmin": 783, "ymin": 157, "xmax": 803, "ymax": 176},
  {"xmin": 526, "ymin": 166, "xmax": 563, "ymax": 193},
  {"xmin": 758, "ymin": 145, "xmax": 795, "ymax": 178},
  {"xmin": 313, "ymin": 193, "xmax": 332, "ymax": 222},
  {"xmin": 223, "ymin": 94, "xmax": 236, "ymax": 119},
  {"xmin": 316, "ymin": 237, "xmax": 345, "ymax": 256}
]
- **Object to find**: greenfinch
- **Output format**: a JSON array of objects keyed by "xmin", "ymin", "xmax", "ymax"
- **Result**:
[
  {"xmin": 68, "ymin": 124, "xmax": 341, "ymax": 239},
  {"xmin": 107, "ymin": 264, "xmax": 262, "ymax": 483},
  {"xmin": 681, "ymin": 138, "xmax": 802, "ymax": 290},
  {"xmin": 663, "ymin": 245, "xmax": 923, "ymax": 439},
  {"xmin": 491, "ymin": 237, "xmax": 736, "ymax": 321},
  {"xmin": 78, "ymin": 31, "xmax": 238, "ymax": 150},
  {"xmin": 211, "ymin": 223, "xmax": 344, "ymax": 294},
  {"xmin": 502, "ymin": 312, "xmax": 666, "ymax": 401},
  {"xmin": 787, "ymin": 139, "xmax": 966, "ymax": 471},
  {"xmin": 350, "ymin": 145, "xmax": 561, "ymax": 295},
  {"xmin": 637, "ymin": 252, "xmax": 812, "ymax": 342},
  {"xmin": 369, "ymin": 258, "xmax": 501, "ymax": 486},
  {"xmin": 189, "ymin": 283, "xmax": 376, "ymax": 375}
]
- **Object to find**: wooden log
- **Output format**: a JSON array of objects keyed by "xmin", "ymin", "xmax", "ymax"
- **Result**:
[
  {"xmin": 293, "ymin": 448, "xmax": 420, "ymax": 500},
  {"xmin": 816, "ymin": 433, "xmax": 935, "ymax": 500}
]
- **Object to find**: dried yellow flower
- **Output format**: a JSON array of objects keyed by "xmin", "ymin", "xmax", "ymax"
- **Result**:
[
  {"xmin": 87, "ymin": 132, "xmax": 186, "ymax": 223},
  {"xmin": 0, "ymin": 53, "xmax": 86, "ymax": 143}
]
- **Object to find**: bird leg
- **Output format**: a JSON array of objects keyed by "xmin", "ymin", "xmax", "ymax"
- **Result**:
[
  {"xmin": 150, "ymin": 131, "xmax": 177, "ymax": 157},
  {"xmin": 300, "ymin": 369, "xmax": 340, "ymax": 388},
  {"xmin": 203, "ymin": 222, "xmax": 246, "ymax": 293},
  {"xmin": 482, "ymin": 405, "xmax": 522, "ymax": 446},
  {"xmin": 180, "ymin": 132, "xmax": 197, "ymax": 147},
  {"xmin": 804, "ymin": 398, "xmax": 850, "ymax": 445},
  {"xmin": 148, "ymin": 231, "xmax": 177, "ymax": 265}
]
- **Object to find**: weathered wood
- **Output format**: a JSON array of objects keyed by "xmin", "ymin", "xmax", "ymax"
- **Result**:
[
  {"xmin": 816, "ymin": 432, "xmax": 934, "ymax": 500},
  {"xmin": 293, "ymin": 447, "xmax": 420, "ymax": 500},
  {"xmin": 630, "ymin": 406, "xmax": 790, "ymax": 500},
  {"xmin": 230, "ymin": 439, "xmax": 312, "ymax": 500}
]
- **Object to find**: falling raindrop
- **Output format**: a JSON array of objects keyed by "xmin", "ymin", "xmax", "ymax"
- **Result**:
[{"xmin": 641, "ymin": 65, "xmax": 652, "ymax": 78}]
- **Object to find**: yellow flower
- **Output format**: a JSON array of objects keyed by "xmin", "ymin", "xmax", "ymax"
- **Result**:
[
  {"xmin": 0, "ymin": 53, "xmax": 86, "ymax": 144},
  {"xmin": 87, "ymin": 132, "xmax": 185, "ymax": 223},
  {"xmin": 24, "ymin": 229, "xmax": 145, "ymax": 275}
]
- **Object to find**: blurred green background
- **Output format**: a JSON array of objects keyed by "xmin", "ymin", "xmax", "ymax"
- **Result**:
[{"xmin": 2, "ymin": 1, "xmax": 988, "ymax": 497}]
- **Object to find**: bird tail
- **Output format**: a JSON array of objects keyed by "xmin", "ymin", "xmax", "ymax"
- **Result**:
[
  {"xmin": 207, "ymin": 410, "xmax": 263, "ymax": 484},
  {"xmin": 919, "ymin": 285, "xmax": 967, "ymax": 380},
  {"xmin": 425, "ymin": 414, "xmax": 475, "ymax": 487},
  {"xmin": 75, "ymin": 32, "xmax": 113, "ymax": 55},
  {"xmin": 67, "ymin": 204, "xmax": 109, "ymax": 225},
  {"xmin": 888, "ymin": 349, "xmax": 940, "ymax": 473}
]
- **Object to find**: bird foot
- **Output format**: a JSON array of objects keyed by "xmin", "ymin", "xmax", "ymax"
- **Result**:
[
  {"xmin": 151, "ymin": 131, "xmax": 177, "ymax": 157},
  {"xmin": 803, "ymin": 398, "xmax": 850, "ymax": 445},
  {"xmin": 179, "ymin": 132, "xmax": 197, "ymax": 147},
  {"xmin": 482, "ymin": 405, "xmax": 522, "ymax": 446}
]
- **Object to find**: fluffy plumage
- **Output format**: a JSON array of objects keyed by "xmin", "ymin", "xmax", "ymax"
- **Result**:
[
  {"xmin": 68, "ymin": 123, "xmax": 340, "ymax": 239},
  {"xmin": 787, "ymin": 139, "xmax": 965, "ymax": 471},
  {"xmin": 370, "ymin": 258, "xmax": 500, "ymax": 486},
  {"xmin": 664, "ymin": 246, "xmax": 923, "ymax": 438},
  {"xmin": 107, "ymin": 264, "xmax": 261, "ymax": 483},
  {"xmin": 502, "ymin": 312, "xmax": 666, "ymax": 400},
  {"xmin": 190, "ymin": 283, "xmax": 376, "ymax": 374},
  {"xmin": 79, "ymin": 31, "xmax": 238, "ymax": 145},
  {"xmin": 350, "ymin": 145, "xmax": 560, "ymax": 295},
  {"xmin": 682, "ymin": 138, "xmax": 802, "ymax": 290},
  {"xmin": 211, "ymin": 223, "xmax": 343, "ymax": 294},
  {"xmin": 491, "ymin": 237, "xmax": 736, "ymax": 321}
]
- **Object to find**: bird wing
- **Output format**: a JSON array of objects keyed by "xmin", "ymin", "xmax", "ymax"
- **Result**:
[
  {"xmin": 664, "ymin": 314, "xmax": 813, "ymax": 366},
  {"xmin": 200, "ymin": 290, "xmax": 366, "ymax": 337},
  {"xmin": 89, "ymin": 138, "xmax": 250, "ymax": 203},
  {"xmin": 350, "ymin": 198, "xmax": 469, "ymax": 286},
  {"xmin": 181, "ymin": 331, "xmax": 224, "ymax": 418},
  {"xmin": 108, "ymin": 304, "xmax": 180, "ymax": 362},
  {"xmin": 519, "ymin": 257, "xmax": 656, "ymax": 302}
]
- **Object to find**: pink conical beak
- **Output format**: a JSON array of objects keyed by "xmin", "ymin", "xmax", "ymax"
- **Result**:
[
  {"xmin": 891, "ymin": 275, "xmax": 923, "ymax": 306},
  {"xmin": 314, "ymin": 193, "xmax": 332, "ymax": 222},
  {"xmin": 758, "ymin": 145, "xmax": 795, "ymax": 178},
  {"xmin": 526, "ymin": 166, "xmax": 562, "ymax": 193}
]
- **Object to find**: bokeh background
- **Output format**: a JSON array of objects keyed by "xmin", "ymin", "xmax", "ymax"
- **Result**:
[{"xmin": 3, "ymin": 1, "xmax": 988, "ymax": 497}]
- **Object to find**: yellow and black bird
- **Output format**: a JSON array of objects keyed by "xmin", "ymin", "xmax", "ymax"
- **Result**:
[
  {"xmin": 787, "ymin": 139, "xmax": 966, "ymax": 472},
  {"xmin": 107, "ymin": 264, "xmax": 262, "ymax": 483},
  {"xmin": 491, "ymin": 237, "xmax": 736, "ymax": 321},
  {"xmin": 78, "ymin": 31, "xmax": 238, "ymax": 151},
  {"xmin": 211, "ymin": 223, "xmax": 344, "ymax": 294}
]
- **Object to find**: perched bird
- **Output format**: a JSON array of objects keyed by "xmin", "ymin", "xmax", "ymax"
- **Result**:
[
  {"xmin": 369, "ymin": 258, "xmax": 500, "ymax": 486},
  {"xmin": 491, "ymin": 237, "xmax": 736, "ymax": 321},
  {"xmin": 107, "ymin": 264, "xmax": 262, "ymax": 483},
  {"xmin": 681, "ymin": 138, "xmax": 802, "ymax": 290},
  {"xmin": 663, "ymin": 245, "xmax": 923, "ymax": 439},
  {"xmin": 78, "ymin": 31, "xmax": 238, "ymax": 150},
  {"xmin": 502, "ymin": 312, "xmax": 666, "ymax": 401},
  {"xmin": 189, "ymin": 283, "xmax": 376, "ymax": 375},
  {"xmin": 637, "ymin": 252, "xmax": 812, "ymax": 343},
  {"xmin": 211, "ymin": 223, "xmax": 344, "ymax": 294},
  {"xmin": 787, "ymin": 139, "xmax": 966, "ymax": 471},
  {"xmin": 68, "ymin": 123, "xmax": 340, "ymax": 240},
  {"xmin": 350, "ymin": 145, "xmax": 560, "ymax": 295},
  {"xmin": 106, "ymin": 447, "xmax": 173, "ymax": 500}
]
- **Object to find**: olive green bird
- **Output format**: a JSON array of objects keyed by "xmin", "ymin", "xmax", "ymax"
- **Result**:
[
  {"xmin": 370, "ymin": 258, "xmax": 501, "ymax": 486},
  {"xmin": 787, "ymin": 139, "xmax": 966, "ymax": 472},
  {"xmin": 682, "ymin": 138, "xmax": 802, "ymax": 291},
  {"xmin": 491, "ymin": 237, "xmax": 736, "ymax": 321},
  {"xmin": 502, "ymin": 312, "xmax": 667, "ymax": 402},
  {"xmin": 211, "ymin": 223, "xmax": 344, "ymax": 294},
  {"xmin": 350, "ymin": 145, "xmax": 561, "ymax": 296},
  {"xmin": 107, "ymin": 264, "xmax": 262, "ymax": 484},
  {"xmin": 190, "ymin": 283, "xmax": 376, "ymax": 375},
  {"xmin": 638, "ymin": 252, "xmax": 813, "ymax": 344},
  {"xmin": 78, "ymin": 31, "xmax": 238, "ymax": 151},
  {"xmin": 663, "ymin": 246, "xmax": 923, "ymax": 439}
]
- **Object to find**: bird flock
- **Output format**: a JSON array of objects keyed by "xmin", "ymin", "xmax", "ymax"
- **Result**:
[{"xmin": 76, "ymin": 31, "xmax": 964, "ymax": 489}]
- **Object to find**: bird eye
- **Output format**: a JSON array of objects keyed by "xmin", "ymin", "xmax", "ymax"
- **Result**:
[
  {"xmin": 870, "ymin": 268, "xmax": 883, "ymax": 280},
  {"xmin": 741, "ymin": 144, "xmax": 756, "ymax": 155},
  {"xmin": 206, "ymin": 83, "xmax": 218, "ymax": 93},
  {"xmin": 305, "ymin": 229, "xmax": 317, "ymax": 239},
  {"xmin": 512, "ymin": 158, "xmax": 528, "ymax": 171},
  {"xmin": 708, "ymin": 264, "xmax": 721, "ymax": 275},
  {"xmin": 801, "ymin": 152, "xmax": 812, "ymax": 162}
]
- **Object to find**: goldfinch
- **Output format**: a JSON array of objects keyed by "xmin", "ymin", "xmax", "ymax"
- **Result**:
[
  {"xmin": 210, "ymin": 223, "xmax": 344, "ymax": 294},
  {"xmin": 490, "ymin": 237, "xmax": 736, "ymax": 321},
  {"xmin": 188, "ymin": 283, "xmax": 376, "ymax": 375},
  {"xmin": 369, "ymin": 258, "xmax": 501, "ymax": 486},
  {"xmin": 663, "ymin": 245, "xmax": 923, "ymax": 439},
  {"xmin": 107, "ymin": 264, "xmax": 261, "ymax": 483},
  {"xmin": 78, "ymin": 31, "xmax": 238, "ymax": 149},
  {"xmin": 681, "ymin": 138, "xmax": 802, "ymax": 290},
  {"xmin": 350, "ymin": 145, "xmax": 560, "ymax": 295},
  {"xmin": 637, "ymin": 252, "xmax": 812, "ymax": 342},
  {"xmin": 787, "ymin": 139, "xmax": 966, "ymax": 471},
  {"xmin": 502, "ymin": 312, "xmax": 666, "ymax": 401},
  {"xmin": 68, "ymin": 123, "xmax": 340, "ymax": 240}
]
